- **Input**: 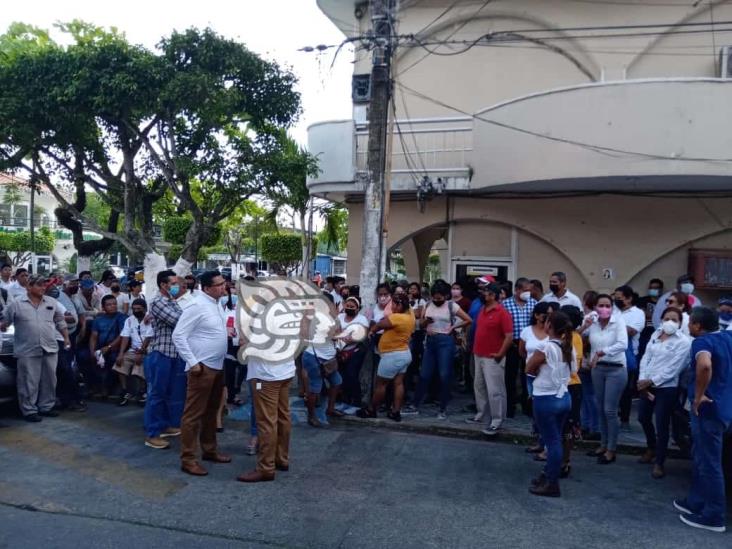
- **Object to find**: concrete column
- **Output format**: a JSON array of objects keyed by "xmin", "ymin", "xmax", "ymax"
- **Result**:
[{"xmin": 400, "ymin": 238, "xmax": 421, "ymax": 281}]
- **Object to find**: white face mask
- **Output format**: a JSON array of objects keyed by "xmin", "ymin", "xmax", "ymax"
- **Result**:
[
  {"xmin": 662, "ymin": 320, "xmax": 679, "ymax": 335},
  {"xmin": 519, "ymin": 291, "xmax": 531, "ymax": 302},
  {"xmin": 680, "ymin": 283, "xmax": 694, "ymax": 295}
]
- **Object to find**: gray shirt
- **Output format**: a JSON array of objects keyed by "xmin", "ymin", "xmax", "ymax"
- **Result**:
[
  {"xmin": 57, "ymin": 292, "xmax": 80, "ymax": 334},
  {"xmin": 3, "ymin": 295, "xmax": 67, "ymax": 356}
]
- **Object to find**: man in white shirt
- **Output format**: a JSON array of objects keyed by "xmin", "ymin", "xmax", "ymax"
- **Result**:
[
  {"xmin": 652, "ymin": 274, "xmax": 702, "ymax": 328},
  {"xmin": 7, "ymin": 268, "xmax": 30, "ymax": 301},
  {"xmin": 173, "ymin": 270, "xmax": 230, "ymax": 476},
  {"xmin": 540, "ymin": 271, "xmax": 582, "ymax": 309},
  {"xmin": 615, "ymin": 285, "xmax": 646, "ymax": 430},
  {"xmin": 0, "ymin": 263, "xmax": 13, "ymax": 291},
  {"xmin": 114, "ymin": 298, "xmax": 154, "ymax": 406}
]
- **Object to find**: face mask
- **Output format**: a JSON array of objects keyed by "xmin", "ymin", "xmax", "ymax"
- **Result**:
[
  {"xmin": 169, "ymin": 285, "xmax": 181, "ymax": 298},
  {"xmin": 81, "ymin": 279, "xmax": 95, "ymax": 290},
  {"xmin": 67, "ymin": 286, "xmax": 79, "ymax": 295},
  {"xmin": 133, "ymin": 311, "xmax": 145, "ymax": 320},
  {"xmin": 648, "ymin": 289, "xmax": 660, "ymax": 298},
  {"xmin": 549, "ymin": 284, "xmax": 560, "ymax": 295},
  {"xmin": 111, "ymin": 285, "xmax": 121, "ymax": 293},
  {"xmin": 344, "ymin": 308, "xmax": 357, "ymax": 317},
  {"xmin": 662, "ymin": 320, "xmax": 679, "ymax": 335},
  {"xmin": 614, "ymin": 299, "xmax": 625, "ymax": 309},
  {"xmin": 680, "ymin": 283, "xmax": 694, "ymax": 295},
  {"xmin": 47, "ymin": 287, "xmax": 60, "ymax": 299},
  {"xmin": 719, "ymin": 312, "xmax": 732, "ymax": 322},
  {"xmin": 596, "ymin": 306, "xmax": 612, "ymax": 319},
  {"xmin": 519, "ymin": 291, "xmax": 531, "ymax": 302},
  {"xmin": 378, "ymin": 295, "xmax": 390, "ymax": 306},
  {"xmin": 187, "ymin": 283, "xmax": 195, "ymax": 291},
  {"xmin": 432, "ymin": 299, "xmax": 445, "ymax": 307}
]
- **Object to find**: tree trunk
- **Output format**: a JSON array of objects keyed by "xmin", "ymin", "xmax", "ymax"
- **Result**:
[
  {"xmin": 77, "ymin": 255, "xmax": 91, "ymax": 274},
  {"xmin": 300, "ymin": 209, "xmax": 308, "ymax": 281}
]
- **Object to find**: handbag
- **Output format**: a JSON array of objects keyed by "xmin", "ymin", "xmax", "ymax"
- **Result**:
[{"xmin": 311, "ymin": 345, "xmax": 339, "ymax": 375}]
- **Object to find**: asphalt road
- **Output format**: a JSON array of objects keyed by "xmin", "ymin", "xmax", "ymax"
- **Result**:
[{"xmin": 0, "ymin": 403, "xmax": 729, "ymax": 548}]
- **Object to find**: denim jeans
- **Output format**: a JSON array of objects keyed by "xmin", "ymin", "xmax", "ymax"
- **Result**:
[
  {"xmin": 637, "ymin": 386, "xmax": 678, "ymax": 465},
  {"xmin": 578, "ymin": 369, "xmax": 599, "ymax": 432},
  {"xmin": 414, "ymin": 334, "xmax": 455, "ymax": 412},
  {"xmin": 340, "ymin": 346, "xmax": 366, "ymax": 406},
  {"xmin": 685, "ymin": 408, "xmax": 732, "ymax": 526},
  {"xmin": 533, "ymin": 393, "xmax": 571, "ymax": 484},
  {"xmin": 143, "ymin": 352, "xmax": 187, "ymax": 437},
  {"xmin": 592, "ymin": 365, "xmax": 628, "ymax": 451}
]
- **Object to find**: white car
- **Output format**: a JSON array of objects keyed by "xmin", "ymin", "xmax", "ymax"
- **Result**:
[{"xmin": 256, "ymin": 270, "xmax": 270, "ymax": 278}]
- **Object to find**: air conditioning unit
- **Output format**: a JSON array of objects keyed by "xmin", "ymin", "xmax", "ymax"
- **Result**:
[
  {"xmin": 719, "ymin": 46, "xmax": 732, "ymax": 78},
  {"xmin": 352, "ymin": 74, "xmax": 371, "ymax": 103}
]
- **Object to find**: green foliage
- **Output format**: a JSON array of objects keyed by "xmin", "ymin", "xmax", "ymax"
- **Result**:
[
  {"xmin": 163, "ymin": 216, "xmax": 220, "ymax": 246},
  {"xmin": 260, "ymin": 233, "xmax": 301, "ymax": 267},
  {"xmin": 1, "ymin": 181, "xmax": 24, "ymax": 206},
  {"xmin": 0, "ymin": 226, "xmax": 55, "ymax": 254},
  {"xmin": 317, "ymin": 204, "xmax": 348, "ymax": 253}
]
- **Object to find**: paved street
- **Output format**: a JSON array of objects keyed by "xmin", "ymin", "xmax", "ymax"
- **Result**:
[{"xmin": 0, "ymin": 403, "xmax": 729, "ymax": 548}]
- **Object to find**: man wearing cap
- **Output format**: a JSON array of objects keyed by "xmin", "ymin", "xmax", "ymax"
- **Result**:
[
  {"xmin": 471, "ymin": 282, "xmax": 514, "ymax": 436},
  {"xmin": 1, "ymin": 274, "xmax": 71, "ymax": 422}
]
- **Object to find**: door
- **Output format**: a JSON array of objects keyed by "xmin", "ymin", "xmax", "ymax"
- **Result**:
[{"xmin": 452, "ymin": 258, "xmax": 514, "ymax": 285}]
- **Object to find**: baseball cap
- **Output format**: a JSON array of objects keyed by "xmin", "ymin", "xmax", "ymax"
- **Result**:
[
  {"xmin": 719, "ymin": 296, "xmax": 732, "ymax": 307},
  {"xmin": 64, "ymin": 274, "xmax": 79, "ymax": 283},
  {"xmin": 476, "ymin": 275, "xmax": 497, "ymax": 286}
]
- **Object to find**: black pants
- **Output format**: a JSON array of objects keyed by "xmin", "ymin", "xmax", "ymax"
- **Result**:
[
  {"xmin": 505, "ymin": 343, "xmax": 522, "ymax": 418},
  {"xmin": 619, "ymin": 369, "xmax": 639, "ymax": 423},
  {"xmin": 224, "ymin": 357, "xmax": 245, "ymax": 403},
  {"xmin": 56, "ymin": 340, "xmax": 82, "ymax": 406}
]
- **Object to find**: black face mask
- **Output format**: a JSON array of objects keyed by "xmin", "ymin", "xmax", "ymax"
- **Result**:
[
  {"xmin": 614, "ymin": 299, "xmax": 626, "ymax": 309},
  {"xmin": 187, "ymin": 283, "xmax": 195, "ymax": 290},
  {"xmin": 432, "ymin": 299, "xmax": 445, "ymax": 307},
  {"xmin": 344, "ymin": 308, "xmax": 357, "ymax": 317},
  {"xmin": 479, "ymin": 295, "xmax": 487, "ymax": 304},
  {"xmin": 133, "ymin": 311, "xmax": 145, "ymax": 319},
  {"xmin": 111, "ymin": 286, "xmax": 121, "ymax": 293},
  {"xmin": 549, "ymin": 284, "xmax": 560, "ymax": 294}
]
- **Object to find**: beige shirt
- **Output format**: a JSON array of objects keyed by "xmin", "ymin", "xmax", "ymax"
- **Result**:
[{"xmin": 3, "ymin": 295, "xmax": 67, "ymax": 356}]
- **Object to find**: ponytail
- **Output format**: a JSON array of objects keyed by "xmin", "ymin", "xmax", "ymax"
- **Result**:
[{"xmin": 548, "ymin": 311, "xmax": 574, "ymax": 367}]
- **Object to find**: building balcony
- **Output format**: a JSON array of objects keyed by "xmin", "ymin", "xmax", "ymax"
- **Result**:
[{"xmin": 307, "ymin": 78, "xmax": 732, "ymax": 198}]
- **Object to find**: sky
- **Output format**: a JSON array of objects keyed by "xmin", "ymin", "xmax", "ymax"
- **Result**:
[{"xmin": 0, "ymin": 0, "xmax": 354, "ymax": 145}]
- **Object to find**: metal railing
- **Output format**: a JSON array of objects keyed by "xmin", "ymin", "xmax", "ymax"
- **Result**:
[{"xmin": 0, "ymin": 217, "xmax": 59, "ymax": 229}]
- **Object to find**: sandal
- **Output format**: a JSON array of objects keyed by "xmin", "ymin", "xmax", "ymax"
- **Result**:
[
  {"xmin": 356, "ymin": 408, "xmax": 377, "ymax": 419},
  {"xmin": 326, "ymin": 410, "xmax": 345, "ymax": 418},
  {"xmin": 307, "ymin": 417, "xmax": 322, "ymax": 428},
  {"xmin": 525, "ymin": 445, "xmax": 543, "ymax": 454},
  {"xmin": 533, "ymin": 453, "xmax": 547, "ymax": 462}
]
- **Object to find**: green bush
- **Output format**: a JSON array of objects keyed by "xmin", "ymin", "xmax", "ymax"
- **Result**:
[{"xmin": 162, "ymin": 216, "xmax": 221, "ymax": 246}]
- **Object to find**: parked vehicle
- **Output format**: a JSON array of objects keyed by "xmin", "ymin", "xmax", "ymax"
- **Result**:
[{"xmin": 0, "ymin": 327, "xmax": 17, "ymax": 406}]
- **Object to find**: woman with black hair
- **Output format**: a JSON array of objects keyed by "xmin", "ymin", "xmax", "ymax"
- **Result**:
[
  {"xmin": 559, "ymin": 305, "xmax": 584, "ymax": 478},
  {"xmin": 526, "ymin": 311, "xmax": 576, "ymax": 497}
]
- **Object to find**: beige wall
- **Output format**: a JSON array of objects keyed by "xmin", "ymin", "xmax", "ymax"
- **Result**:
[{"xmin": 346, "ymin": 193, "xmax": 732, "ymax": 298}]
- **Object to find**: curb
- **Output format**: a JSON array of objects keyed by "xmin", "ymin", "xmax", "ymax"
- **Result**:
[{"xmin": 336, "ymin": 415, "xmax": 690, "ymax": 459}]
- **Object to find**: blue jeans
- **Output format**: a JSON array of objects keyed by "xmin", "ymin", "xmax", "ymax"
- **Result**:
[
  {"xmin": 302, "ymin": 351, "xmax": 342, "ymax": 393},
  {"xmin": 578, "ymin": 369, "xmax": 599, "ymax": 432},
  {"xmin": 533, "ymin": 393, "xmax": 571, "ymax": 484},
  {"xmin": 143, "ymin": 352, "xmax": 187, "ymax": 438},
  {"xmin": 637, "ymin": 386, "xmax": 678, "ymax": 466},
  {"xmin": 414, "ymin": 334, "xmax": 455, "ymax": 412},
  {"xmin": 340, "ymin": 346, "xmax": 366, "ymax": 406},
  {"xmin": 592, "ymin": 365, "xmax": 627, "ymax": 451},
  {"xmin": 249, "ymin": 380, "xmax": 258, "ymax": 437},
  {"xmin": 685, "ymin": 406, "xmax": 732, "ymax": 526}
]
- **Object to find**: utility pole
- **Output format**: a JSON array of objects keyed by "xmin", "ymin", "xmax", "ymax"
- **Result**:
[{"xmin": 359, "ymin": 0, "xmax": 393, "ymax": 310}]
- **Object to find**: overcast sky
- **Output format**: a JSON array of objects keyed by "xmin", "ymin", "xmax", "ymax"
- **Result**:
[{"xmin": 0, "ymin": 0, "xmax": 354, "ymax": 145}]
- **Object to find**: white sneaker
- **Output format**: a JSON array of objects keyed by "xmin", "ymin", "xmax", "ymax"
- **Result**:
[
  {"xmin": 401, "ymin": 405, "xmax": 419, "ymax": 415},
  {"xmin": 464, "ymin": 417, "xmax": 484, "ymax": 425},
  {"xmin": 437, "ymin": 411, "xmax": 447, "ymax": 420},
  {"xmin": 482, "ymin": 425, "xmax": 500, "ymax": 436}
]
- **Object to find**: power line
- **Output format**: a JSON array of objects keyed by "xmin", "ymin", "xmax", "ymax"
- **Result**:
[
  {"xmin": 394, "ymin": 79, "xmax": 732, "ymax": 163},
  {"xmin": 410, "ymin": 0, "xmax": 464, "ymax": 38}
]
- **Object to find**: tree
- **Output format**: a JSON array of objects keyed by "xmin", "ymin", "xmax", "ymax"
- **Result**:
[
  {"xmin": 0, "ymin": 226, "xmax": 55, "ymax": 265},
  {"xmin": 0, "ymin": 22, "xmax": 300, "ymax": 277},
  {"xmin": 260, "ymin": 233, "xmax": 303, "ymax": 275}
]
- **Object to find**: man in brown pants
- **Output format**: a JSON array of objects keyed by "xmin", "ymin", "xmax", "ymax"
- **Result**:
[
  {"xmin": 237, "ymin": 354, "xmax": 296, "ymax": 482},
  {"xmin": 172, "ymin": 270, "xmax": 230, "ymax": 476}
]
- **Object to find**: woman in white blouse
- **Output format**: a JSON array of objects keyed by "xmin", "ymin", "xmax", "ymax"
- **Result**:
[
  {"xmin": 580, "ymin": 294, "xmax": 628, "ymax": 464},
  {"xmin": 636, "ymin": 306, "xmax": 691, "ymax": 479}
]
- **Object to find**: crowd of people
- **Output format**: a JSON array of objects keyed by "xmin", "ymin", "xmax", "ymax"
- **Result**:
[{"xmin": 0, "ymin": 265, "xmax": 731, "ymax": 532}]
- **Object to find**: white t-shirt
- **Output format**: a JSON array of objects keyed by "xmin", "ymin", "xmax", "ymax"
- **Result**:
[
  {"xmin": 520, "ymin": 325, "xmax": 548, "ymax": 362},
  {"xmin": 115, "ymin": 293, "xmax": 131, "ymax": 314},
  {"xmin": 621, "ymin": 306, "xmax": 645, "ymax": 355},
  {"xmin": 337, "ymin": 312, "xmax": 369, "ymax": 350},
  {"xmin": 0, "ymin": 279, "xmax": 13, "ymax": 291},
  {"xmin": 246, "ymin": 355, "xmax": 296, "ymax": 382},
  {"xmin": 120, "ymin": 315, "xmax": 154, "ymax": 351},
  {"xmin": 532, "ymin": 339, "xmax": 576, "ymax": 398}
]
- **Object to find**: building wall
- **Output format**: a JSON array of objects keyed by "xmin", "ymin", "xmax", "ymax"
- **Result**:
[{"xmin": 346, "ymin": 193, "xmax": 732, "ymax": 300}]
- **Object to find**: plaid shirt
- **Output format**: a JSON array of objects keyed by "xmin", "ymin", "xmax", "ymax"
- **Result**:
[
  {"xmin": 502, "ymin": 297, "xmax": 537, "ymax": 340},
  {"xmin": 149, "ymin": 295, "xmax": 183, "ymax": 358}
]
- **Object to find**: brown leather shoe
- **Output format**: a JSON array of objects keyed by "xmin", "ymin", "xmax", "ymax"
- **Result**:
[
  {"xmin": 236, "ymin": 470, "xmax": 275, "ymax": 483},
  {"xmin": 202, "ymin": 453, "xmax": 232, "ymax": 464},
  {"xmin": 275, "ymin": 463, "xmax": 289, "ymax": 472},
  {"xmin": 181, "ymin": 462, "xmax": 208, "ymax": 476}
]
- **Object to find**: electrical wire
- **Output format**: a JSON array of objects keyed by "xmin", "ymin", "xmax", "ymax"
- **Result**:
[
  {"xmin": 410, "ymin": 0, "xmax": 464, "ymax": 38},
  {"xmin": 394, "ymin": 80, "xmax": 732, "ymax": 163}
]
